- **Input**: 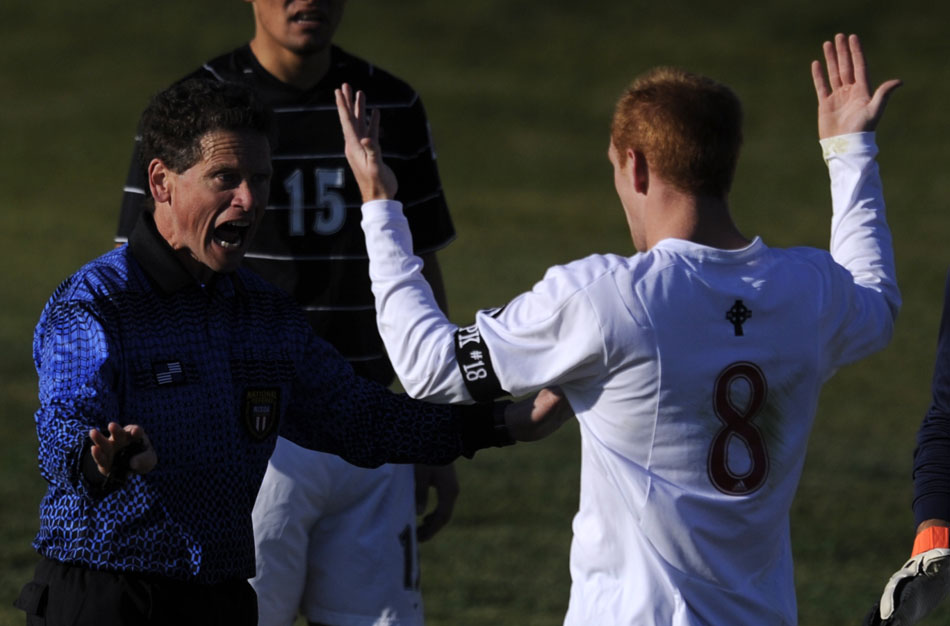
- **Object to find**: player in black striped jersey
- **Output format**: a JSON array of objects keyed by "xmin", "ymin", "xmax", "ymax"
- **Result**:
[{"xmin": 115, "ymin": 2, "xmax": 456, "ymax": 624}]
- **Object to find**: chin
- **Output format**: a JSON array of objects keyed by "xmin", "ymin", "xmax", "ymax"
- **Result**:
[
  {"xmin": 292, "ymin": 36, "xmax": 332, "ymax": 55},
  {"xmin": 208, "ymin": 253, "xmax": 246, "ymax": 275}
]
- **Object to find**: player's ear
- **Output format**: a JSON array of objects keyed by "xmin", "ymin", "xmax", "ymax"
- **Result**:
[
  {"xmin": 630, "ymin": 149, "xmax": 649, "ymax": 194},
  {"xmin": 148, "ymin": 159, "xmax": 172, "ymax": 204}
]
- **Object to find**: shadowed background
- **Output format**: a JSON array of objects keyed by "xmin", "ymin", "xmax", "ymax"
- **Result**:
[{"xmin": 2, "ymin": 1, "xmax": 948, "ymax": 624}]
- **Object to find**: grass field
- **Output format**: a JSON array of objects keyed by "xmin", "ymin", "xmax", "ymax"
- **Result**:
[{"xmin": 3, "ymin": 1, "xmax": 950, "ymax": 624}]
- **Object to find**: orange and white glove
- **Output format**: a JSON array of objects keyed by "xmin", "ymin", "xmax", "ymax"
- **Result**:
[{"xmin": 875, "ymin": 526, "xmax": 950, "ymax": 625}]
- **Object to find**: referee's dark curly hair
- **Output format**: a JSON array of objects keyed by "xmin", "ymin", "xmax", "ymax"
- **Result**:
[{"xmin": 138, "ymin": 78, "xmax": 277, "ymax": 185}]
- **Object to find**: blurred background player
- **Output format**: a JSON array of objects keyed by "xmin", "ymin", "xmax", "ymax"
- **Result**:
[
  {"xmin": 337, "ymin": 34, "xmax": 901, "ymax": 624},
  {"xmin": 864, "ymin": 272, "xmax": 950, "ymax": 626},
  {"xmin": 114, "ymin": 1, "xmax": 456, "ymax": 624}
]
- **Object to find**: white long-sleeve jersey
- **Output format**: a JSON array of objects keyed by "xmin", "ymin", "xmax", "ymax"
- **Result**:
[{"xmin": 361, "ymin": 132, "xmax": 899, "ymax": 625}]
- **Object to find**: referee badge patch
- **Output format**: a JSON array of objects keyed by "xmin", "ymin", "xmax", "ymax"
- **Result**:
[{"xmin": 242, "ymin": 388, "xmax": 281, "ymax": 441}]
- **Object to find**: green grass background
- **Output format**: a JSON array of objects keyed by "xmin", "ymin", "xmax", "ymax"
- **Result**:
[{"xmin": 3, "ymin": 1, "xmax": 949, "ymax": 624}]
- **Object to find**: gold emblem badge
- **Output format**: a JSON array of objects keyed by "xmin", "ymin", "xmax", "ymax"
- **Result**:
[{"xmin": 243, "ymin": 388, "xmax": 281, "ymax": 441}]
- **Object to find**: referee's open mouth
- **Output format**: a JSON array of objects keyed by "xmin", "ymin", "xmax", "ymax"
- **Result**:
[{"xmin": 212, "ymin": 219, "xmax": 251, "ymax": 250}]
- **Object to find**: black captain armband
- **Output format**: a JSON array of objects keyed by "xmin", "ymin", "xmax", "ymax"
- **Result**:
[
  {"xmin": 454, "ymin": 317, "xmax": 506, "ymax": 401},
  {"xmin": 457, "ymin": 400, "xmax": 515, "ymax": 458}
]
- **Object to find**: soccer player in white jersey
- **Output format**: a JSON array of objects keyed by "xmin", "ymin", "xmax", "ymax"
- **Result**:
[{"xmin": 337, "ymin": 34, "xmax": 901, "ymax": 625}]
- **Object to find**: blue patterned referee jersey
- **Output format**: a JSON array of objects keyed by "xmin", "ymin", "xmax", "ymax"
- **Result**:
[{"xmin": 32, "ymin": 211, "xmax": 497, "ymax": 584}]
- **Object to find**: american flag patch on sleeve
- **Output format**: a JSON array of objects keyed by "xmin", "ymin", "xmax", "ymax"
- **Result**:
[{"xmin": 152, "ymin": 361, "xmax": 185, "ymax": 386}]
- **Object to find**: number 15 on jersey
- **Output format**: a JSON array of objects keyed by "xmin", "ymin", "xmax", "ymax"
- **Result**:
[{"xmin": 284, "ymin": 167, "xmax": 346, "ymax": 236}]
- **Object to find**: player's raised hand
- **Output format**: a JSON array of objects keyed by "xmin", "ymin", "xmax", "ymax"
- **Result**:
[
  {"xmin": 89, "ymin": 422, "xmax": 157, "ymax": 477},
  {"xmin": 335, "ymin": 83, "xmax": 398, "ymax": 202},
  {"xmin": 811, "ymin": 33, "xmax": 902, "ymax": 139}
]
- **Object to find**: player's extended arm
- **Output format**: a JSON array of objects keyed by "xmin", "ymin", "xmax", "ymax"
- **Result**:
[
  {"xmin": 338, "ymin": 81, "xmax": 603, "ymax": 404},
  {"xmin": 811, "ymin": 34, "xmax": 902, "ymax": 366},
  {"xmin": 413, "ymin": 251, "xmax": 460, "ymax": 541},
  {"xmin": 335, "ymin": 90, "xmax": 463, "ymax": 531},
  {"xmin": 336, "ymin": 82, "xmax": 474, "ymax": 401}
]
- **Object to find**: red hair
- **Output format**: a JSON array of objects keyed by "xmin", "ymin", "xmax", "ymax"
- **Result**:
[{"xmin": 611, "ymin": 67, "xmax": 743, "ymax": 198}]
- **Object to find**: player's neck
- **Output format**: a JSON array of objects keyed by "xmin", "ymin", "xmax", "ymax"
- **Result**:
[
  {"xmin": 645, "ymin": 192, "xmax": 750, "ymax": 251},
  {"xmin": 249, "ymin": 39, "xmax": 331, "ymax": 90}
]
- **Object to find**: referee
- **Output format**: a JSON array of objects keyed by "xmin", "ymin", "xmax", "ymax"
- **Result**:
[
  {"xmin": 14, "ymin": 78, "xmax": 569, "ymax": 626},
  {"xmin": 113, "ymin": 3, "xmax": 459, "ymax": 623}
]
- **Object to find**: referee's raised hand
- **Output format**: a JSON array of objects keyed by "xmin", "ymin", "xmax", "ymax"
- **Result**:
[{"xmin": 336, "ymin": 82, "xmax": 398, "ymax": 202}]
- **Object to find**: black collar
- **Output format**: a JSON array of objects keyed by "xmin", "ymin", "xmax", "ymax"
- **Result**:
[{"xmin": 128, "ymin": 211, "xmax": 212, "ymax": 295}]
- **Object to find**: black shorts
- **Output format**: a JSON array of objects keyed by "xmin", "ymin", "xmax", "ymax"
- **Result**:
[{"xmin": 14, "ymin": 557, "xmax": 258, "ymax": 626}]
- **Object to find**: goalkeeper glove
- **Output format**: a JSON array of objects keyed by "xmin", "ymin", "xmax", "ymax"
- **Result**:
[{"xmin": 866, "ymin": 526, "xmax": 950, "ymax": 625}]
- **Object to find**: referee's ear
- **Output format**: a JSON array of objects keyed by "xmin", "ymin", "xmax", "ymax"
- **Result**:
[{"xmin": 147, "ymin": 158, "xmax": 172, "ymax": 204}]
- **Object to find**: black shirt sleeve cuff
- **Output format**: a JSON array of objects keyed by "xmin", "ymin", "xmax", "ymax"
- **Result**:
[{"xmin": 455, "ymin": 401, "xmax": 515, "ymax": 458}]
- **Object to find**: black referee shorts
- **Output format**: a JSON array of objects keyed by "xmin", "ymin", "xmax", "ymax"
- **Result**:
[{"xmin": 14, "ymin": 557, "xmax": 258, "ymax": 626}]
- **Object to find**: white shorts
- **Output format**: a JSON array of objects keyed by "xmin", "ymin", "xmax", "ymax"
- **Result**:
[{"xmin": 251, "ymin": 437, "xmax": 422, "ymax": 626}]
